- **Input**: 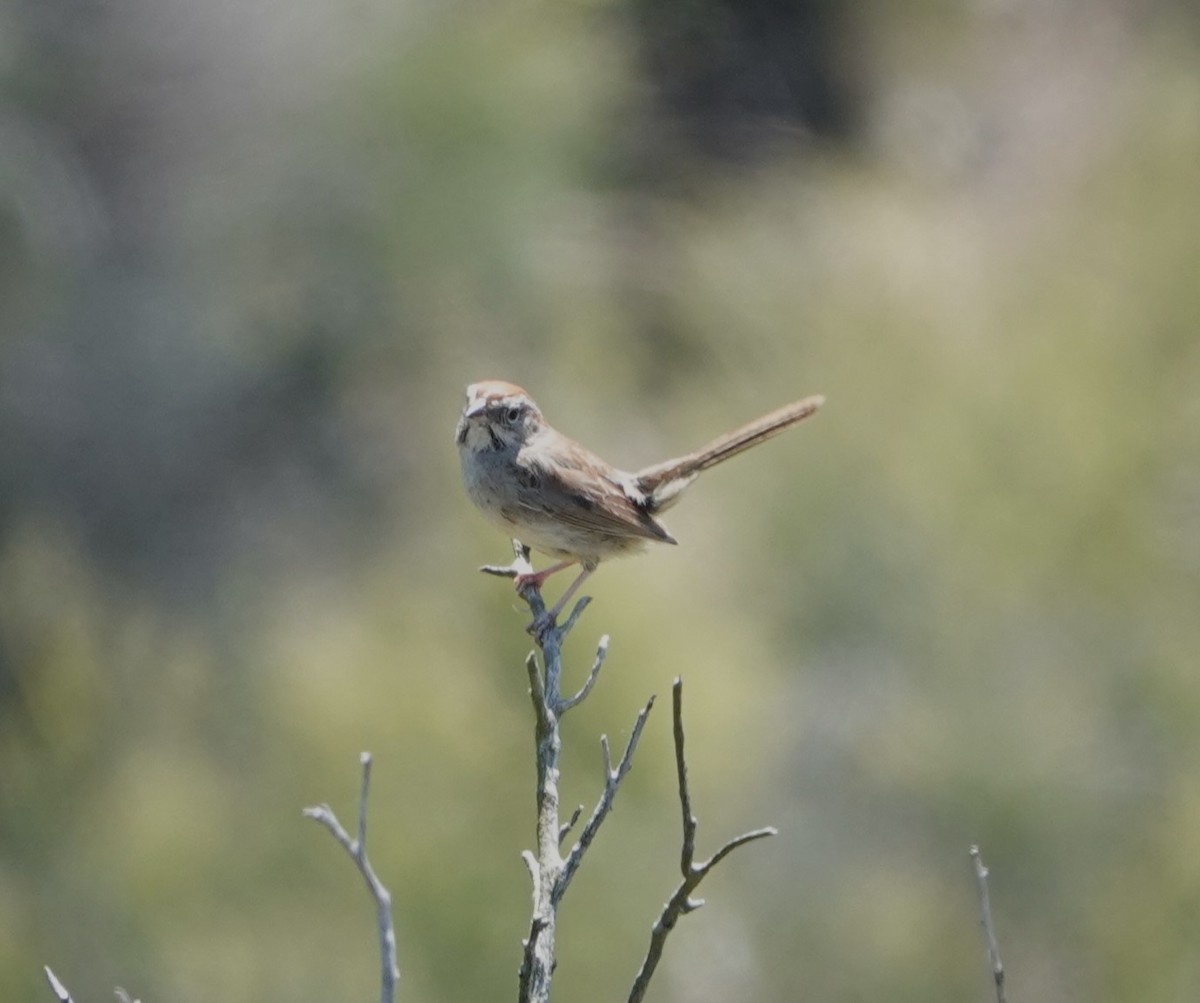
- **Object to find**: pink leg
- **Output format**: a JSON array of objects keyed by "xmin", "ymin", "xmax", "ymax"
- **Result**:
[{"xmin": 545, "ymin": 566, "xmax": 593, "ymax": 622}]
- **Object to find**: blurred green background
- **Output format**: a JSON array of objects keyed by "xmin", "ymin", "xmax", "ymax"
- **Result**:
[{"xmin": 2, "ymin": 0, "xmax": 1199, "ymax": 999}]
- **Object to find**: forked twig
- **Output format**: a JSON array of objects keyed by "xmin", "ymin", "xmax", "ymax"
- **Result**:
[
  {"xmin": 555, "ymin": 696, "xmax": 656, "ymax": 904},
  {"xmin": 486, "ymin": 541, "xmax": 771, "ymax": 1003},
  {"xmin": 628, "ymin": 678, "xmax": 777, "ymax": 1003},
  {"xmin": 304, "ymin": 752, "xmax": 400, "ymax": 1003},
  {"xmin": 559, "ymin": 636, "xmax": 609, "ymax": 714},
  {"xmin": 497, "ymin": 539, "xmax": 654, "ymax": 1003}
]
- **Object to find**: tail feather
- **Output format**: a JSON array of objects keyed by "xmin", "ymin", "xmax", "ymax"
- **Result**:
[{"xmin": 634, "ymin": 394, "xmax": 824, "ymax": 511}]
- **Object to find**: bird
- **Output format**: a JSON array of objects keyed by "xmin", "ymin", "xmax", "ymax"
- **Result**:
[{"xmin": 456, "ymin": 380, "xmax": 824, "ymax": 628}]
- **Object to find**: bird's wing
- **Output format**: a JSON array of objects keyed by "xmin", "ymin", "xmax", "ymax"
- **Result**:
[{"xmin": 511, "ymin": 451, "xmax": 676, "ymax": 545}]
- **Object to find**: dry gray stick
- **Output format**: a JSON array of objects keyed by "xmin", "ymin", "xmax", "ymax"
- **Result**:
[
  {"xmin": 43, "ymin": 967, "xmax": 73, "ymax": 1003},
  {"xmin": 40, "ymin": 968, "xmax": 137, "ymax": 1003},
  {"xmin": 555, "ymin": 701, "xmax": 655, "ymax": 906},
  {"xmin": 628, "ymin": 678, "xmax": 777, "ymax": 1003},
  {"xmin": 303, "ymin": 752, "xmax": 400, "ymax": 1003},
  {"xmin": 969, "ymin": 845, "xmax": 1007, "ymax": 1003},
  {"xmin": 490, "ymin": 541, "xmax": 653, "ymax": 1003},
  {"xmin": 560, "ymin": 636, "xmax": 609, "ymax": 713},
  {"xmin": 559, "ymin": 805, "xmax": 585, "ymax": 846}
]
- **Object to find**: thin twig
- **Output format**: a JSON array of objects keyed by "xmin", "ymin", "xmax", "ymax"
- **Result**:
[
  {"xmin": 673, "ymin": 679, "xmax": 697, "ymax": 874},
  {"xmin": 558, "ymin": 805, "xmax": 585, "ymax": 846},
  {"xmin": 519, "ymin": 554, "xmax": 568, "ymax": 1003},
  {"xmin": 627, "ymin": 678, "xmax": 777, "ymax": 1003},
  {"xmin": 969, "ymin": 845, "xmax": 1007, "ymax": 1003},
  {"xmin": 559, "ymin": 596, "xmax": 592, "ymax": 637},
  {"xmin": 526, "ymin": 652, "xmax": 553, "ymax": 733},
  {"xmin": 705, "ymin": 827, "xmax": 778, "ymax": 872},
  {"xmin": 558, "ymin": 636, "xmax": 609, "ymax": 714},
  {"xmin": 555, "ymin": 696, "xmax": 656, "ymax": 905},
  {"xmin": 43, "ymin": 964, "xmax": 141, "ymax": 1002},
  {"xmin": 480, "ymin": 540, "xmax": 534, "ymax": 578},
  {"xmin": 480, "ymin": 564, "xmax": 519, "ymax": 578},
  {"xmin": 43, "ymin": 967, "xmax": 72, "ymax": 1003},
  {"xmin": 303, "ymin": 752, "xmax": 400, "ymax": 1003}
]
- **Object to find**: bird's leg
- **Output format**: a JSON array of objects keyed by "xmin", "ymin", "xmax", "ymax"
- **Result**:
[
  {"xmin": 544, "ymin": 566, "xmax": 593, "ymax": 622},
  {"xmin": 526, "ymin": 564, "xmax": 594, "ymax": 640}
]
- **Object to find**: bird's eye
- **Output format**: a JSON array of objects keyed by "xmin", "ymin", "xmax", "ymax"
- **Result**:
[{"xmin": 505, "ymin": 406, "xmax": 521, "ymax": 423}]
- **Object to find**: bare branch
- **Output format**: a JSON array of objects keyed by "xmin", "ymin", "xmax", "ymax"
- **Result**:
[
  {"xmin": 488, "ymin": 541, "xmax": 761, "ymax": 1001},
  {"xmin": 479, "ymin": 563, "xmax": 519, "ymax": 578},
  {"xmin": 517, "ymin": 914, "xmax": 549, "ymax": 1002},
  {"xmin": 505, "ymin": 547, "xmax": 655, "ymax": 1001},
  {"xmin": 559, "ymin": 596, "xmax": 592, "ymax": 637},
  {"xmin": 480, "ymin": 541, "xmax": 551, "ymax": 631},
  {"xmin": 480, "ymin": 540, "xmax": 534, "ymax": 578},
  {"xmin": 521, "ymin": 849, "xmax": 540, "ymax": 889},
  {"xmin": 628, "ymin": 678, "xmax": 776, "ymax": 1003},
  {"xmin": 43, "ymin": 967, "xmax": 72, "ymax": 1003},
  {"xmin": 703, "ymin": 827, "xmax": 778, "ymax": 871},
  {"xmin": 556, "ymin": 696, "xmax": 656, "ymax": 904},
  {"xmin": 969, "ymin": 845, "xmax": 1008, "ymax": 1003},
  {"xmin": 558, "ymin": 635, "xmax": 609, "ymax": 714},
  {"xmin": 672, "ymin": 678, "xmax": 698, "ymax": 874},
  {"xmin": 525, "ymin": 652, "xmax": 553, "ymax": 733},
  {"xmin": 44, "ymin": 962, "xmax": 143, "ymax": 1002},
  {"xmin": 303, "ymin": 752, "xmax": 399, "ymax": 1003},
  {"xmin": 356, "ymin": 752, "xmax": 373, "ymax": 850},
  {"xmin": 519, "ymin": 561, "xmax": 568, "ymax": 1003},
  {"xmin": 480, "ymin": 541, "xmax": 551, "ymax": 616}
]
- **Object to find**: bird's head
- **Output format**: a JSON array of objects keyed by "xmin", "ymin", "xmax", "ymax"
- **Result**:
[{"xmin": 455, "ymin": 381, "xmax": 545, "ymax": 452}]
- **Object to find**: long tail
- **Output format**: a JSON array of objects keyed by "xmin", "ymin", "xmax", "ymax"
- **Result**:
[{"xmin": 634, "ymin": 394, "xmax": 824, "ymax": 511}]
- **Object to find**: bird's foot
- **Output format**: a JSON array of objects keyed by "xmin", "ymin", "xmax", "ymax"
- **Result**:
[
  {"xmin": 526, "ymin": 609, "xmax": 557, "ymax": 644},
  {"xmin": 513, "ymin": 560, "xmax": 573, "ymax": 594},
  {"xmin": 513, "ymin": 570, "xmax": 546, "ymax": 592}
]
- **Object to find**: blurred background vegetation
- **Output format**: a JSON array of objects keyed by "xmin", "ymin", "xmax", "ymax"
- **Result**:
[{"xmin": 2, "ymin": 0, "xmax": 1199, "ymax": 999}]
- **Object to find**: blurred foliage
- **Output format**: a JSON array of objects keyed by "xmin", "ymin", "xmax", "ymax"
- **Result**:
[{"xmin": 2, "ymin": 0, "xmax": 1200, "ymax": 1001}]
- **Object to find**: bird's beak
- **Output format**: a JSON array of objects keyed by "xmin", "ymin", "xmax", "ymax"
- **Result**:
[{"xmin": 457, "ymin": 398, "xmax": 486, "ymax": 445}]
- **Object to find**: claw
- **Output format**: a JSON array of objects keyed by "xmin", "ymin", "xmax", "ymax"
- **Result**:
[
  {"xmin": 527, "ymin": 610, "xmax": 557, "ymax": 643},
  {"xmin": 514, "ymin": 560, "xmax": 575, "ymax": 593}
]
